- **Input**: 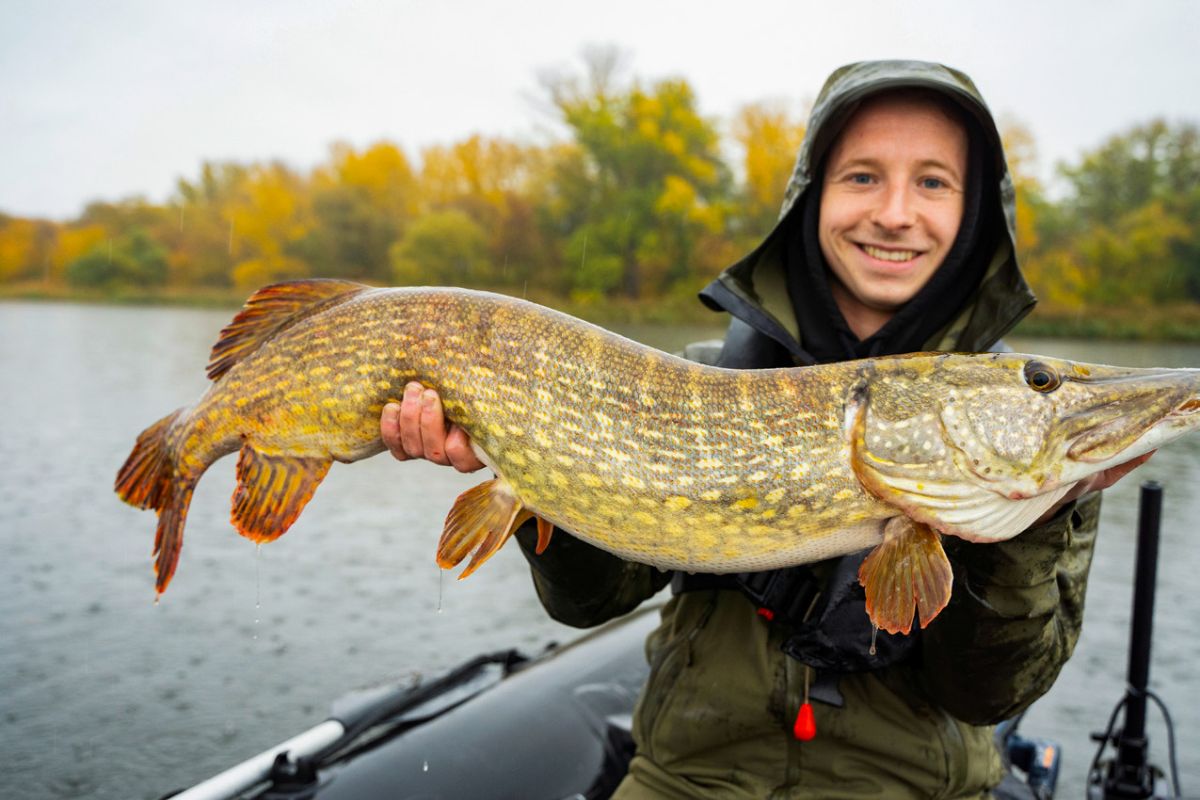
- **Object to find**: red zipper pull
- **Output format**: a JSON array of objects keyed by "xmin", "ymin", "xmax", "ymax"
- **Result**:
[{"xmin": 793, "ymin": 666, "xmax": 816, "ymax": 741}]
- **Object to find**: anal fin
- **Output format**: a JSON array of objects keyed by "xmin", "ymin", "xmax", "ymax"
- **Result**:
[
  {"xmin": 231, "ymin": 444, "xmax": 331, "ymax": 543},
  {"xmin": 439, "ymin": 478, "xmax": 538, "ymax": 578},
  {"xmin": 858, "ymin": 517, "xmax": 953, "ymax": 635}
]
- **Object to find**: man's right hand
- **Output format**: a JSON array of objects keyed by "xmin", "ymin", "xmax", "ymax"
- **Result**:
[{"xmin": 380, "ymin": 382, "xmax": 486, "ymax": 473}]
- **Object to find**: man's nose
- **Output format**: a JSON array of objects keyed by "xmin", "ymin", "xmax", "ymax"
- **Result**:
[{"xmin": 872, "ymin": 184, "xmax": 916, "ymax": 230}]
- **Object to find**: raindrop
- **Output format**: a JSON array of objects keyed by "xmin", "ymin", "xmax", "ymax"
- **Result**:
[
  {"xmin": 422, "ymin": 760, "xmax": 429, "ymax": 773},
  {"xmin": 869, "ymin": 624, "xmax": 879, "ymax": 657},
  {"xmin": 436, "ymin": 569, "xmax": 444, "ymax": 614}
]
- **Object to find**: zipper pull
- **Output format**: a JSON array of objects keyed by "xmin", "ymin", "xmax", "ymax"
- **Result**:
[{"xmin": 793, "ymin": 666, "xmax": 816, "ymax": 741}]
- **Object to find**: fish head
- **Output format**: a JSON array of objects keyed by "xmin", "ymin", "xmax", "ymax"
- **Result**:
[{"xmin": 847, "ymin": 353, "xmax": 1200, "ymax": 542}]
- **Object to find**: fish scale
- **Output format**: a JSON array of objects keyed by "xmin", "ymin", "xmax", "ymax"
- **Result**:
[{"xmin": 115, "ymin": 279, "xmax": 1200, "ymax": 635}]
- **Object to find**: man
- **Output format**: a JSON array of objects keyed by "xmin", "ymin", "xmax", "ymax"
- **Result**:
[{"xmin": 381, "ymin": 61, "xmax": 1148, "ymax": 798}]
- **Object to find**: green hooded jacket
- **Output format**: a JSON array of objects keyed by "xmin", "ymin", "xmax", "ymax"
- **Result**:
[{"xmin": 515, "ymin": 60, "xmax": 1101, "ymax": 799}]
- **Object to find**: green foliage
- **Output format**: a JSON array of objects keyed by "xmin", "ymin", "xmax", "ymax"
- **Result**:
[
  {"xmin": 66, "ymin": 228, "xmax": 168, "ymax": 289},
  {"xmin": 390, "ymin": 210, "xmax": 490, "ymax": 285}
]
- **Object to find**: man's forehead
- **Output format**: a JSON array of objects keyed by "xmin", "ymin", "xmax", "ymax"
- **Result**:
[{"xmin": 827, "ymin": 93, "xmax": 969, "ymax": 166}]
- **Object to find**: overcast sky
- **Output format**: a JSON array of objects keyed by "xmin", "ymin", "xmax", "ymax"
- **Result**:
[{"xmin": 2, "ymin": 0, "xmax": 1197, "ymax": 220}]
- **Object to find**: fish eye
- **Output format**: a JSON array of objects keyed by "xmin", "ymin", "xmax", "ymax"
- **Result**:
[{"xmin": 1023, "ymin": 361, "xmax": 1061, "ymax": 393}]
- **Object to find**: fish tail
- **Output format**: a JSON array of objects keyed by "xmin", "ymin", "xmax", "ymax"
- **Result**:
[
  {"xmin": 115, "ymin": 408, "xmax": 185, "ymax": 510},
  {"xmin": 153, "ymin": 479, "xmax": 196, "ymax": 596},
  {"xmin": 115, "ymin": 407, "xmax": 199, "ymax": 596}
]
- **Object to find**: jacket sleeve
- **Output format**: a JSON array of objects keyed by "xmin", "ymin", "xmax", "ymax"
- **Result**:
[
  {"xmin": 513, "ymin": 521, "xmax": 672, "ymax": 629},
  {"xmin": 914, "ymin": 491, "xmax": 1102, "ymax": 725}
]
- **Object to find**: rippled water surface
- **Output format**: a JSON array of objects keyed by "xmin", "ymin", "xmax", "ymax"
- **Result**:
[{"xmin": 1, "ymin": 301, "xmax": 1197, "ymax": 799}]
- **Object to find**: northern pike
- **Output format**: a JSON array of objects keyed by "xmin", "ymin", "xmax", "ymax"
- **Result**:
[{"xmin": 116, "ymin": 280, "xmax": 1200, "ymax": 634}]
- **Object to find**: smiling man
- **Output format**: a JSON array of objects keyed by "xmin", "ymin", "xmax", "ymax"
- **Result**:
[{"xmin": 382, "ymin": 61, "xmax": 1146, "ymax": 798}]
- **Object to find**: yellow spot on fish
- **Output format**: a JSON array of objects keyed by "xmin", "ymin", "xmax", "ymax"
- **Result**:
[
  {"xmin": 664, "ymin": 496, "xmax": 691, "ymax": 511},
  {"xmin": 579, "ymin": 473, "xmax": 602, "ymax": 488},
  {"xmin": 833, "ymin": 488, "xmax": 855, "ymax": 501},
  {"xmin": 547, "ymin": 470, "xmax": 568, "ymax": 488},
  {"xmin": 507, "ymin": 451, "xmax": 527, "ymax": 467},
  {"xmin": 309, "ymin": 366, "xmax": 331, "ymax": 377},
  {"xmin": 731, "ymin": 497, "xmax": 758, "ymax": 511},
  {"xmin": 700, "ymin": 489, "xmax": 722, "ymax": 502}
]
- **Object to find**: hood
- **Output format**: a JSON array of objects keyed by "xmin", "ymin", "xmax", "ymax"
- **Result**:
[{"xmin": 700, "ymin": 60, "xmax": 1036, "ymax": 360}]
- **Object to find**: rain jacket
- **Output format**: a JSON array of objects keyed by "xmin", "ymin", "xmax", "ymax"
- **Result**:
[{"xmin": 515, "ymin": 60, "xmax": 1101, "ymax": 799}]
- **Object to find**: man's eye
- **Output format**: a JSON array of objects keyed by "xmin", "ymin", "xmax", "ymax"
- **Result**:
[
  {"xmin": 920, "ymin": 177, "xmax": 946, "ymax": 190},
  {"xmin": 849, "ymin": 173, "xmax": 873, "ymax": 185}
]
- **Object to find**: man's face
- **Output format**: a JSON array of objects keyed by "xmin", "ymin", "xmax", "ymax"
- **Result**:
[{"xmin": 818, "ymin": 94, "xmax": 969, "ymax": 338}]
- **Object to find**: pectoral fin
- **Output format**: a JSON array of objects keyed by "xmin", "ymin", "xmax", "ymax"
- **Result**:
[
  {"xmin": 231, "ymin": 444, "xmax": 331, "ymax": 543},
  {"xmin": 858, "ymin": 517, "xmax": 953, "ymax": 635},
  {"xmin": 439, "ymin": 478, "xmax": 533, "ymax": 578}
]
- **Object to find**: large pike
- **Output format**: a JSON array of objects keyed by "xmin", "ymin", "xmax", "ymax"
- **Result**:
[{"xmin": 116, "ymin": 280, "xmax": 1200, "ymax": 634}]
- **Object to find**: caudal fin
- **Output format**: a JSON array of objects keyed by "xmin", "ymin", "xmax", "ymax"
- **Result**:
[
  {"xmin": 115, "ymin": 409, "xmax": 184, "ymax": 510},
  {"xmin": 115, "ymin": 408, "xmax": 196, "ymax": 596},
  {"xmin": 153, "ymin": 481, "xmax": 196, "ymax": 595}
]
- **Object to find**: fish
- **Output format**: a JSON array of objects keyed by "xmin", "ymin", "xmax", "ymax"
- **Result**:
[{"xmin": 115, "ymin": 279, "xmax": 1200, "ymax": 634}]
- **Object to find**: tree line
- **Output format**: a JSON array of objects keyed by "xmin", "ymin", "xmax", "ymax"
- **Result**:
[{"xmin": 2, "ymin": 60, "xmax": 1198, "ymax": 319}]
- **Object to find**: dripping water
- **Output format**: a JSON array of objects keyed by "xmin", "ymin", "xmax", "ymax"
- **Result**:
[
  {"xmin": 869, "ymin": 624, "xmax": 878, "ymax": 656},
  {"xmin": 254, "ymin": 544, "xmax": 262, "ymax": 640}
]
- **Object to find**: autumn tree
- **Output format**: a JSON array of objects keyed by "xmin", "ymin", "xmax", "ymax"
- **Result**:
[
  {"xmin": 1037, "ymin": 119, "xmax": 1200, "ymax": 304},
  {"xmin": 390, "ymin": 209, "xmax": 490, "ymax": 285},
  {"xmin": 731, "ymin": 101, "xmax": 806, "ymax": 238},
  {"xmin": 301, "ymin": 142, "xmax": 419, "ymax": 282},
  {"xmin": 225, "ymin": 162, "xmax": 315, "ymax": 291},
  {"xmin": 169, "ymin": 162, "xmax": 251, "ymax": 288},
  {"xmin": 419, "ymin": 135, "xmax": 555, "ymax": 288},
  {"xmin": 543, "ymin": 50, "xmax": 733, "ymax": 298},
  {"xmin": 65, "ymin": 227, "xmax": 168, "ymax": 289}
]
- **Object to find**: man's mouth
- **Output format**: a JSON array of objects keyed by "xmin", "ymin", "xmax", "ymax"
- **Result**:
[{"xmin": 860, "ymin": 244, "xmax": 920, "ymax": 262}]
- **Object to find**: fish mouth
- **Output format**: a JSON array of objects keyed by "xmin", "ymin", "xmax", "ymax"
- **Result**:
[{"xmin": 1061, "ymin": 370, "xmax": 1200, "ymax": 467}]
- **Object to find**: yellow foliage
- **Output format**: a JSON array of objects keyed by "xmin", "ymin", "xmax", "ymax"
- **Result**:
[
  {"xmin": 231, "ymin": 255, "xmax": 309, "ymax": 292},
  {"xmin": 50, "ymin": 224, "xmax": 107, "ymax": 282},
  {"xmin": 655, "ymin": 175, "xmax": 697, "ymax": 216},
  {"xmin": 228, "ymin": 165, "xmax": 313, "ymax": 262},
  {"xmin": 732, "ymin": 102, "xmax": 805, "ymax": 227},
  {"xmin": 0, "ymin": 219, "xmax": 39, "ymax": 281}
]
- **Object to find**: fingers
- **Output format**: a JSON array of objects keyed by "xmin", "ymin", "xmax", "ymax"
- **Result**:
[
  {"xmin": 381, "ymin": 401, "xmax": 408, "ymax": 461},
  {"xmin": 418, "ymin": 387, "xmax": 452, "ymax": 466},
  {"xmin": 380, "ymin": 382, "xmax": 485, "ymax": 473},
  {"xmin": 445, "ymin": 424, "xmax": 487, "ymax": 473},
  {"xmin": 1092, "ymin": 451, "xmax": 1155, "ymax": 492},
  {"xmin": 403, "ymin": 382, "xmax": 433, "ymax": 459}
]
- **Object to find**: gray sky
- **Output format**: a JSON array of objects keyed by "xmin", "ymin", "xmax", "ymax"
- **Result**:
[{"xmin": 2, "ymin": 0, "xmax": 1198, "ymax": 220}]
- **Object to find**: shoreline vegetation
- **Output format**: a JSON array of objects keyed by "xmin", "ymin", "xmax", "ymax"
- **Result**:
[
  {"xmin": 3, "ymin": 56, "xmax": 1199, "ymax": 335},
  {"xmin": 7, "ymin": 281, "xmax": 1200, "ymax": 342}
]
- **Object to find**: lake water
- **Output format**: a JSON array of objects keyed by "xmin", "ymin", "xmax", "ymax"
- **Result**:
[{"xmin": 1, "ymin": 300, "xmax": 1197, "ymax": 799}]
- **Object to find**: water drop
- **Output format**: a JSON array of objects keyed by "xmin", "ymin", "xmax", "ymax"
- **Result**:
[
  {"xmin": 422, "ymin": 760, "xmax": 429, "ymax": 773},
  {"xmin": 869, "ymin": 624, "xmax": 879, "ymax": 656}
]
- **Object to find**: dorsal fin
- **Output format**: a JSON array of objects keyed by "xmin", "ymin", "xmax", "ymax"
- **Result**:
[{"xmin": 207, "ymin": 279, "xmax": 369, "ymax": 380}]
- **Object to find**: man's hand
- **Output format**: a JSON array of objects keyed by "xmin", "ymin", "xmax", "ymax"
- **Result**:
[
  {"xmin": 380, "ymin": 382, "xmax": 486, "ymax": 473},
  {"xmin": 1032, "ymin": 452, "xmax": 1154, "ymax": 526}
]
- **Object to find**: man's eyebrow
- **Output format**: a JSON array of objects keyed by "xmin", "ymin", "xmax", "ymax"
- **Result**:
[{"xmin": 829, "ymin": 156, "xmax": 963, "ymax": 180}]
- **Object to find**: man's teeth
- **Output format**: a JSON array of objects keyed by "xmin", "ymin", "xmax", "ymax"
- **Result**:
[{"xmin": 863, "ymin": 245, "xmax": 917, "ymax": 262}]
